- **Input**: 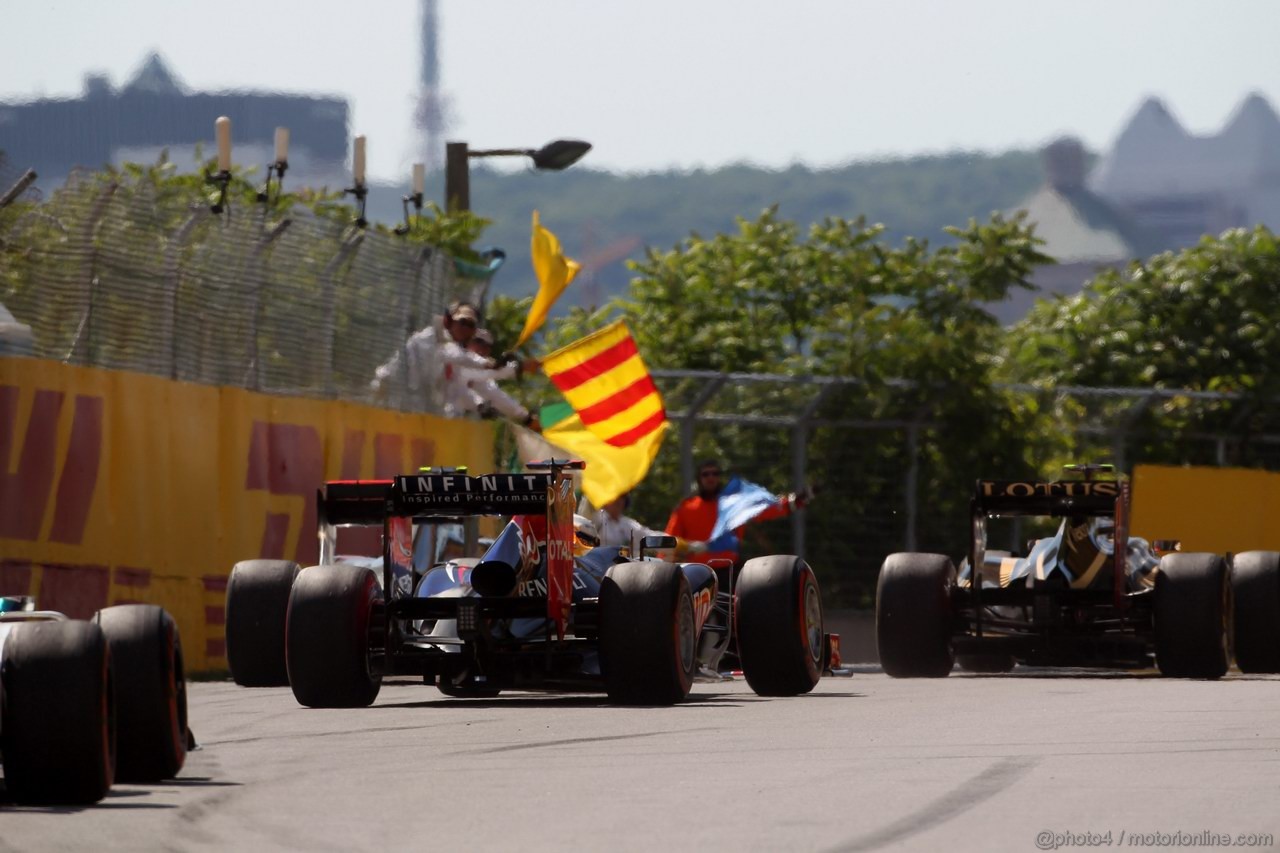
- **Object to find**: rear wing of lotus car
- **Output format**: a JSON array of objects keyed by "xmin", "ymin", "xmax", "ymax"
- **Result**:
[
  {"xmin": 969, "ymin": 476, "xmax": 1132, "ymax": 612},
  {"xmin": 972, "ymin": 479, "xmax": 1120, "ymax": 518}
]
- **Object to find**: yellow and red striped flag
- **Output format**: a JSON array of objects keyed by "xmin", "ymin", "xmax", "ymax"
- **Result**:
[{"xmin": 541, "ymin": 320, "xmax": 668, "ymax": 448}]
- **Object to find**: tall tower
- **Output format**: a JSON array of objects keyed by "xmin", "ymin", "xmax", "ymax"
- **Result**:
[{"xmin": 415, "ymin": 0, "xmax": 449, "ymax": 172}]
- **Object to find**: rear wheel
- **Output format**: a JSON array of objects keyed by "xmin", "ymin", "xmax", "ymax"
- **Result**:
[
  {"xmin": 95, "ymin": 604, "xmax": 187, "ymax": 782},
  {"xmin": 226, "ymin": 559, "xmax": 300, "ymax": 687},
  {"xmin": 876, "ymin": 553, "xmax": 955, "ymax": 678},
  {"xmin": 599, "ymin": 561, "xmax": 696, "ymax": 705},
  {"xmin": 1231, "ymin": 551, "xmax": 1280, "ymax": 673},
  {"xmin": 736, "ymin": 555, "xmax": 823, "ymax": 696},
  {"xmin": 1155, "ymin": 552, "xmax": 1229, "ymax": 679},
  {"xmin": 1, "ymin": 621, "xmax": 115, "ymax": 803},
  {"xmin": 286, "ymin": 565, "xmax": 383, "ymax": 708}
]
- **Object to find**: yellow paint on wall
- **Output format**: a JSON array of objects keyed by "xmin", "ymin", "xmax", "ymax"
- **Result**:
[
  {"xmin": 1131, "ymin": 464, "xmax": 1280, "ymax": 554},
  {"xmin": 1, "ymin": 358, "xmax": 494, "ymax": 672}
]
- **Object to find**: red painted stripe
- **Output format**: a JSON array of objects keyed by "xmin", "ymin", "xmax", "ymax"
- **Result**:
[
  {"xmin": 576, "ymin": 375, "xmax": 660, "ymax": 426},
  {"xmin": 202, "ymin": 575, "xmax": 229, "ymax": 593},
  {"xmin": 0, "ymin": 388, "xmax": 62, "ymax": 541},
  {"xmin": 374, "ymin": 433, "xmax": 404, "ymax": 478},
  {"xmin": 605, "ymin": 409, "xmax": 667, "ymax": 447},
  {"xmin": 341, "ymin": 430, "xmax": 365, "ymax": 479},
  {"xmin": 205, "ymin": 605, "xmax": 226, "ymax": 626},
  {"xmin": 206, "ymin": 638, "xmax": 226, "ymax": 658},
  {"xmin": 49, "ymin": 394, "xmax": 104, "ymax": 546},
  {"xmin": 113, "ymin": 567, "xmax": 151, "ymax": 587},
  {"xmin": 549, "ymin": 337, "xmax": 638, "ymax": 392},
  {"xmin": 0, "ymin": 559, "xmax": 33, "ymax": 593},
  {"xmin": 260, "ymin": 512, "xmax": 290, "ymax": 561}
]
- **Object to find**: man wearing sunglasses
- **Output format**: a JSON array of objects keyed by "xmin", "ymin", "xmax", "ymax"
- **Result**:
[
  {"xmin": 372, "ymin": 301, "xmax": 533, "ymax": 416},
  {"xmin": 664, "ymin": 461, "xmax": 810, "ymax": 566}
]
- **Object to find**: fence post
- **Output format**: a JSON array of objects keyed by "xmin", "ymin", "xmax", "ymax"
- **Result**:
[
  {"xmin": 0, "ymin": 169, "xmax": 37, "ymax": 209},
  {"xmin": 678, "ymin": 375, "xmax": 728, "ymax": 495},
  {"xmin": 66, "ymin": 181, "xmax": 119, "ymax": 365},
  {"xmin": 791, "ymin": 382, "xmax": 834, "ymax": 561},
  {"xmin": 395, "ymin": 247, "xmax": 434, "ymax": 412},
  {"xmin": 904, "ymin": 419, "xmax": 921, "ymax": 552},
  {"xmin": 791, "ymin": 421, "xmax": 809, "ymax": 560},
  {"xmin": 243, "ymin": 218, "xmax": 292, "ymax": 390},
  {"xmin": 1113, "ymin": 393, "xmax": 1154, "ymax": 473},
  {"xmin": 320, "ymin": 231, "xmax": 365, "ymax": 398},
  {"xmin": 162, "ymin": 207, "xmax": 207, "ymax": 380}
]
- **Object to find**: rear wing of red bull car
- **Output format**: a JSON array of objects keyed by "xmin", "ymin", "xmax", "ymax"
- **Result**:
[{"xmin": 317, "ymin": 461, "xmax": 582, "ymax": 638}]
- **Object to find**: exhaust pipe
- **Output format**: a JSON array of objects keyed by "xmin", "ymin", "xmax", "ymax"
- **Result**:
[{"xmin": 469, "ymin": 560, "xmax": 517, "ymax": 597}]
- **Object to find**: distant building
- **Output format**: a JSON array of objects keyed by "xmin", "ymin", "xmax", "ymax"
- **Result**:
[
  {"xmin": 1091, "ymin": 94, "xmax": 1280, "ymax": 249},
  {"xmin": 996, "ymin": 137, "xmax": 1157, "ymax": 325},
  {"xmin": 1001, "ymin": 93, "xmax": 1280, "ymax": 324},
  {"xmin": 0, "ymin": 53, "xmax": 349, "ymax": 188}
]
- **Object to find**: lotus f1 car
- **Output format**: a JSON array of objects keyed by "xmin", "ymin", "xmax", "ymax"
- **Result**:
[
  {"xmin": 0, "ymin": 598, "xmax": 188, "ymax": 803},
  {"xmin": 225, "ymin": 460, "xmax": 829, "ymax": 706},
  {"xmin": 876, "ymin": 465, "xmax": 1243, "ymax": 678}
]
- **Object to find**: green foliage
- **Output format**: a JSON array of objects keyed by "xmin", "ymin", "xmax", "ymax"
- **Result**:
[
  {"xmin": 398, "ymin": 202, "xmax": 491, "ymax": 263},
  {"xmin": 1001, "ymin": 226, "xmax": 1280, "ymax": 469},
  {"xmin": 363, "ymin": 149, "xmax": 1047, "ymax": 308},
  {"xmin": 559, "ymin": 206, "xmax": 1053, "ymax": 604}
]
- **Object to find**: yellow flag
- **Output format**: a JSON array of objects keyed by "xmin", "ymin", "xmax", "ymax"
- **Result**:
[{"xmin": 516, "ymin": 211, "xmax": 581, "ymax": 348}]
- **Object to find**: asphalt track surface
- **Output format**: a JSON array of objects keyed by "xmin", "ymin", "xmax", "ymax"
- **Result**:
[{"xmin": 3, "ymin": 668, "xmax": 1279, "ymax": 853}]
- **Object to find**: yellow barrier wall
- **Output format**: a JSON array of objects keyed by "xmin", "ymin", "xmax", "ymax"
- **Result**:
[
  {"xmin": 0, "ymin": 358, "xmax": 494, "ymax": 671},
  {"xmin": 1131, "ymin": 464, "xmax": 1280, "ymax": 554}
]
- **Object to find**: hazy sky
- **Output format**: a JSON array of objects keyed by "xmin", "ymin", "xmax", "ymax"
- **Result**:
[{"xmin": 4, "ymin": 0, "xmax": 1278, "ymax": 181}]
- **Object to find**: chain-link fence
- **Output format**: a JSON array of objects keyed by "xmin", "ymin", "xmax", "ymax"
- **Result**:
[
  {"xmin": 8, "ymin": 163, "xmax": 1280, "ymax": 608},
  {"xmin": 0, "ymin": 164, "xmax": 471, "ymax": 407},
  {"xmin": 645, "ymin": 371, "xmax": 1280, "ymax": 607}
]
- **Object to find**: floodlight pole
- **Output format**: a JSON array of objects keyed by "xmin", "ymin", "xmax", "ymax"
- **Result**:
[
  {"xmin": 445, "ymin": 142, "xmax": 471, "ymax": 212},
  {"xmin": 444, "ymin": 138, "xmax": 591, "ymax": 213}
]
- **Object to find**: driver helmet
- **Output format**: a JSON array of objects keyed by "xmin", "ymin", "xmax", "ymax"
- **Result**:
[{"xmin": 573, "ymin": 514, "xmax": 600, "ymax": 556}]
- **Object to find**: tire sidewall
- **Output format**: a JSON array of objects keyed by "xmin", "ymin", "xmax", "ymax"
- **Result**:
[
  {"xmin": 94, "ymin": 604, "xmax": 187, "ymax": 782},
  {"xmin": 737, "ymin": 556, "xmax": 823, "ymax": 696},
  {"xmin": 286, "ymin": 565, "xmax": 383, "ymax": 708}
]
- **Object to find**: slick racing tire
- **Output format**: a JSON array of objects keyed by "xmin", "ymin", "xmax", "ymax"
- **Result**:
[
  {"xmin": 1230, "ymin": 551, "xmax": 1280, "ymax": 673},
  {"xmin": 95, "ymin": 604, "xmax": 188, "ymax": 782},
  {"xmin": 599, "ymin": 561, "xmax": 696, "ymax": 705},
  {"xmin": 957, "ymin": 653, "xmax": 1016, "ymax": 674},
  {"xmin": 226, "ymin": 559, "xmax": 301, "ymax": 687},
  {"xmin": 1, "ymin": 620, "xmax": 115, "ymax": 804},
  {"xmin": 736, "ymin": 555, "xmax": 824, "ymax": 696},
  {"xmin": 1155, "ymin": 552, "xmax": 1229, "ymax": 679},
  {"xmin": 286, "ymin": 565, "xmax": 383, "ymax": 708},
  {"xmin": 876, "ymin": 553, "xmax": 956, "ymax": 678}
]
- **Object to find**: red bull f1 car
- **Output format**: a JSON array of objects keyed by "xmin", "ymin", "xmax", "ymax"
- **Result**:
[
  {"xmin": 875, "ymin": 465, "xmax": 1280, "ymax": 678},
  {"xmin": 225, "ymin": 460, "xmax": 829, "ymax": 706},
  {"xmin": 0, "ymin": 598, "xmax": 188, "ymax": 803}
]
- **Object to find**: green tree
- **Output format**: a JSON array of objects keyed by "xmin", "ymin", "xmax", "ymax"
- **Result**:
[
  {"xmin": 1002, "ymin": 226, "xmax": 1280, "ymax": 468},
  {"xmin": 547, "ymin": 207, "xmax": 1053, "ymax": 604}
]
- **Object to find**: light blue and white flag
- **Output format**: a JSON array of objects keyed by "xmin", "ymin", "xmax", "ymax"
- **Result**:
[{"xmin": 709, "ymin": 477, "xmax": 785, "ymax": 547}]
